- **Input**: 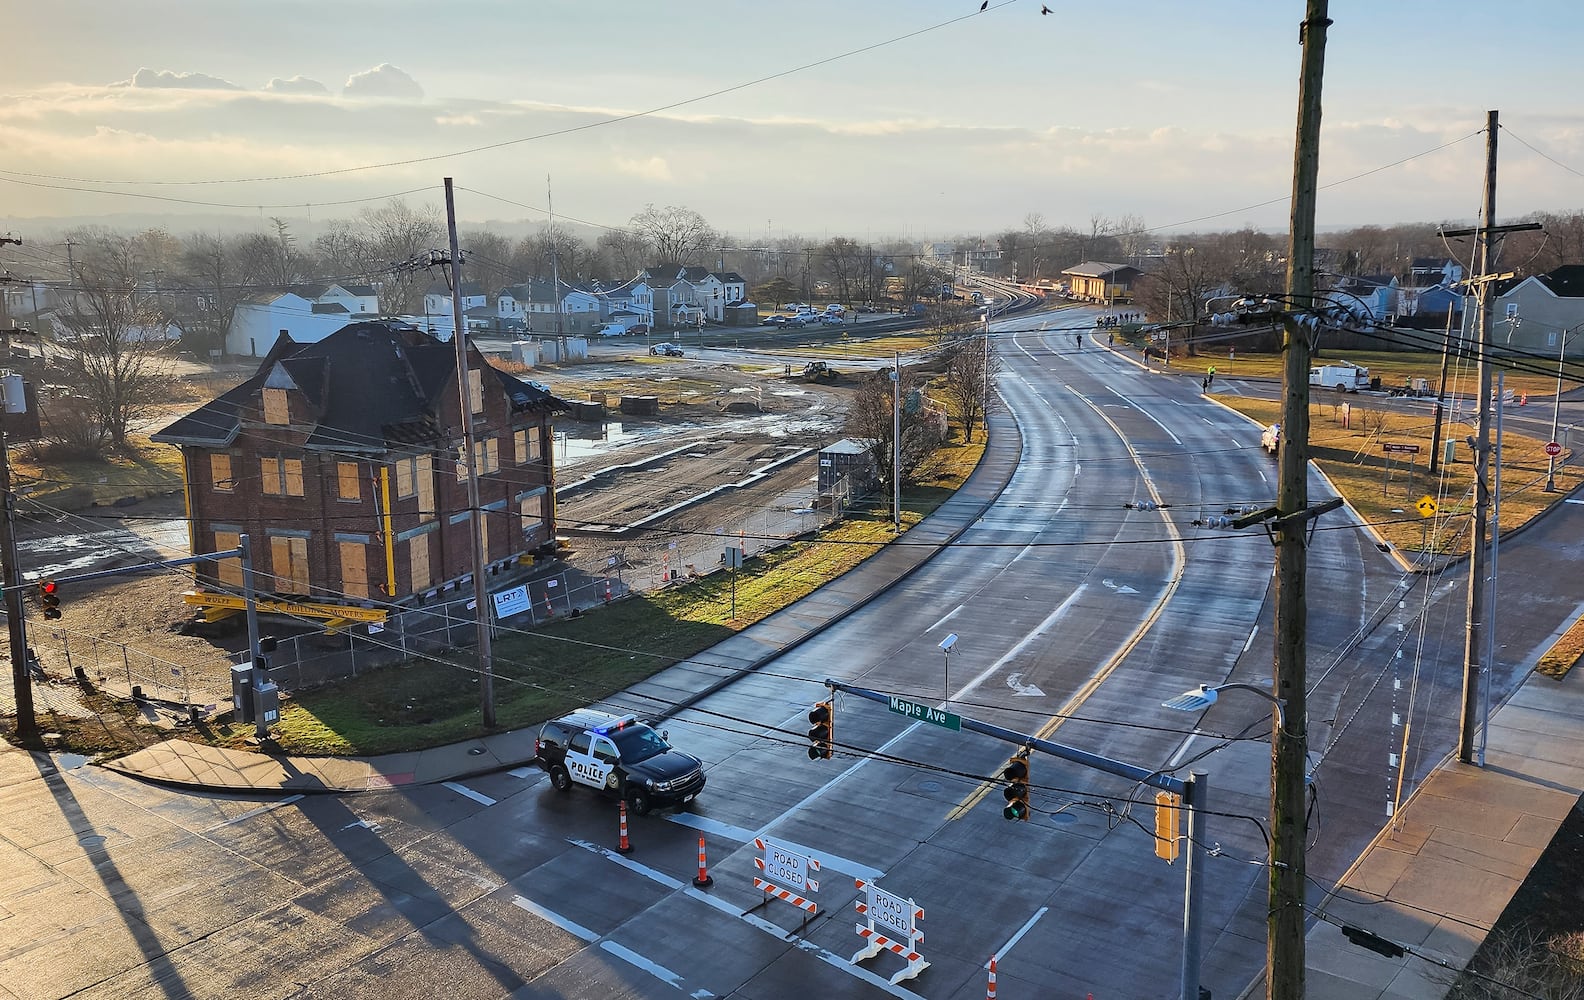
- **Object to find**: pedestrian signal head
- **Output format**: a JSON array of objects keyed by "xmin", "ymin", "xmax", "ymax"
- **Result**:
[
  {"xmin": 808, "ymin": 700, "xmax": 833, "ymax": 760},
  {"xmin": 38, "ymin": 580, "xmax": 61, "ymax": 620},
  {"xmin": 1002, "ymin": 752, "xmax": 1031, "ymax": 821}
]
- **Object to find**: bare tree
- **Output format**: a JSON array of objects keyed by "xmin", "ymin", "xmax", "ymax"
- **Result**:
[
  {"xmin": 356, "ymin": 199, "xmax": 443, "ymax": 314},
  {"xmin": 844, "ymin": 367, "xmax": 950, "ymax": 493},
  {"xmin": 939, "ymin": 337, "xmax": 1002, "ymax": 443},
  {"xmin": 238, "ymin": 218, "xmax": 303, "ymax": 288},
  {"xmin": 820, "ymin": 237, "xmax": 868, "ymax": 304},
  {"xmin": 172, "ymin": 231, "xmax": 249, "ymax": 355},
  {"xmin": 55, "ymin": 231, "xmax": 174, "ymax": 446},
  {"xmin": 628, "ymin": 204, "xmax": 717, "ymax": 264},
  {"xmin": 596, "ymin": 228, "xmax": 650, "ymax": 280},
  {"xmin": 1116, "ymin": 213, "xmax": 1151, "ymax": 261}
]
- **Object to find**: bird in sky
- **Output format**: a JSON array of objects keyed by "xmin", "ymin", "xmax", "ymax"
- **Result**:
[
  {"xmin": 1041, "ymin": 4, "xmax": 1051, "ymax": 12},
  {"xmin": 980, "ymin": 1, "xmax": 989, "ymax": 9}
]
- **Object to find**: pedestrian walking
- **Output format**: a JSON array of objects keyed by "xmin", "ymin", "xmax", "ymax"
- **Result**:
[
  {"xmin": 1202, "ymin": 375, "xmax": 1211, "ymax": 392},
  {"xmin": 1207, "ymin": 365, "xmax": 1217, "ymax": 389}
]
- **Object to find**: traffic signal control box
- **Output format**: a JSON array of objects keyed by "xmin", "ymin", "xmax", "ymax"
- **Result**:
[{"xmin": 1154, "ymin": 790, "xmax": 1181, "ymax": 862}]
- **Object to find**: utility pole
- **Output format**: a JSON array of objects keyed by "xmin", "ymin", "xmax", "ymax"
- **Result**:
[
  {"xmin": 1269, "ymin": 4, "xmax": 1329, "ymax": 998},
  {"xmin": 0, "ymin": 236, "xmax": 35, "ymax": 743},
  {"xmin": 444, "ymin": 178, "xmax": 496, "ymax": 728},
  {"xmin": 1460, "ymin": 114, "xmax": 1500, "ymax": 766},
  {"xmin": 1428, "ymin": 309, "xmax": 1457, "ymax": 475}
]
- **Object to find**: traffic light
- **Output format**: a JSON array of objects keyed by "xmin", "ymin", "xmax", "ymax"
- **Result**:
[
  {"xmin": 808, "ymin": 700, "xmax": 833, "ymax": 760},
  {"xmin": 38, "ymin": 580, "xmax": 61, "ymax": 620},
  {"xmin": 1154, "ymin": 790, "xmax": 1182, "ymax": 862},
  {"xmin": 1002, "ymin": 751, "xmax": 1031, "ymax": 821}
]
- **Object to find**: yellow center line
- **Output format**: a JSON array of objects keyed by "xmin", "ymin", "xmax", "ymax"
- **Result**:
[{"xmin": 946, "ymin": 375, "xmax": 1188, "ymax": 821}]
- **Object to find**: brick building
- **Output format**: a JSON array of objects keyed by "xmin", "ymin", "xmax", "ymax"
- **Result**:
[{"xmin": 153, "ymin": 321, "xmax": 566, "ymax": 609}]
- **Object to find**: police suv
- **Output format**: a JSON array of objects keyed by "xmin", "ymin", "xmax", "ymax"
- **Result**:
[{"xmin": 533, "ymin": 709, "xmax": 706, "ymax": 815}]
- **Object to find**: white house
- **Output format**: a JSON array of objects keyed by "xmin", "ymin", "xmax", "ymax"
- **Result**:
[
  {"xmin": 423, "ymin": 280, "xmax": 487, "ymax": 320},
  {"xmin": 226, "ymin": 291, "xmax": 353, "ymax": 356},
  {"xmin": 600, "ymin": 281, "xmax": 654, "ymax": 326}
]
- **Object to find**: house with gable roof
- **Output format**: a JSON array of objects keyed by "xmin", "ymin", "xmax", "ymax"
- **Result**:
[
  {"xmin": 153, "ymin": 320, "xmax": 566, "ymax": 609},
  {"xmin": 1061, "ymin": 261, "xmax": 1142, "ymax": 304},
  {"xmin": 640, "ymin": 263, "xmax": 709, "ymax": 328},
  {"xmin": 1494, "ymin": 264, "xmax": 1584, "ymax": 355}
]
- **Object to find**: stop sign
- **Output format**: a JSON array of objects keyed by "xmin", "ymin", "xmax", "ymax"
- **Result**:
[{"xmin": 1546, "ymin": 441, "xmax": 1563, "ymax": 457}]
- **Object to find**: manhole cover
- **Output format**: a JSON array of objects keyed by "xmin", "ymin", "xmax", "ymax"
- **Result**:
[{"xmin": 916, "ymin": 780, "xmax": 942, "ymax": 793}]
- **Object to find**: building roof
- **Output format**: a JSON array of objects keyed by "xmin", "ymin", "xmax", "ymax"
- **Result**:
[
  {"xmin": 152, "ymin": 321, "xmax": 563, "ymax": 452},
  {"xmin": 1061, "ymin": 261, "xmax": 1139, "ymax": 279},
  {"xmin": 712, "ymin": 271, "xmax": 746, "ymax": 284},
  {"xmin": 1528, "ymin": 264, "xmax": 1584, "ymax": 298},
  {"xmin": 338, "ymin": 283, "xmax": 378, "ymax": 297},
  {"xmin": 311, "ymin": 302, "xmax": 350, "ymax": 314}
]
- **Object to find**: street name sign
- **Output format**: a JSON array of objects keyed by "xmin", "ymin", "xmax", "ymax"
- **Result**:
[{"xmin": 887, "ymin": 696, "xmax": 961, "ymax": 731}]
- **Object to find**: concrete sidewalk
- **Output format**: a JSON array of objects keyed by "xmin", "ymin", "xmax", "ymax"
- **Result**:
[
  {"xmin": 1295, "ymin": 668, "xmax": 1584, "ymax": 999},
  {"xmin": 103, "ymin": 405, "xmax": 1024, "ymax": 795}
]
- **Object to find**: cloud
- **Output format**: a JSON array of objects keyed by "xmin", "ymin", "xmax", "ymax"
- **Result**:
[
  {"xmin": 613, "ymin": 156, "xmax": 673, "ymax": 182},
  {"xmin": 434, "ymin": 113, "xmax": 481, "ymax": 127},
  {"xmin": 117, "ymin": 68, "xmax": 241, "ymax": 90},
  {"xmin": 342, "ymin": 64, "xmax": 423, "ymax": 100},
  {"xmin": 264, "ymin": 75, "xmax": 329, "ymax": 95}
]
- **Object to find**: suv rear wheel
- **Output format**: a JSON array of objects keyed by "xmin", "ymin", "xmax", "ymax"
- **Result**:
[{"xmin": 549, "ymin": 763, "xmax": 572, "ymax": 792}]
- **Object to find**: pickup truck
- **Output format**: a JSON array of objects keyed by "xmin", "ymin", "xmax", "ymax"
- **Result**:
[{"xmin": 1309, "ymin": 363, "xmax": 1370, "ymax": 392}]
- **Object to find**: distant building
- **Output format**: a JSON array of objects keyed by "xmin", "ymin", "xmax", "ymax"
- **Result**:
[{"xmin": 1061, "ymin": 261, "xmax": 1142, "ymax": 304}]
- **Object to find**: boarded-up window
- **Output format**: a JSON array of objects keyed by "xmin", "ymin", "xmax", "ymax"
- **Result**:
[
  {"xmin": 469, "ymin": 368, "xmax": 485, "ymax": 413},
  {"xmin": 214, "ymin": 530, "xmax": 243, "ymax": 587},
  {"xmin": 337, "ymin": 461, "xmax": 361, "ymax": 501},
  {"xmin": 520, "ymin": 491, "xmax": 546, "ymax": 535},
  {"xmin": 409, "ymin": 533, "xmax": 431, "ymax": 590},
  {"xmin": 210, "ymin": 453, "xmax": 234, "ymax": 492},
  {"xmin": 472, "ymin": 438, "xmax": 499, "ymax": 475},
  {"xmin": 514, "ymin": 427, "xmax": 542, "ymax": 464},
  {"xmin": 415, "ymin": 454, "xmax": 434, "ymax": 520},
  {"xmin": 395, "ymin": 456, "xmax": 416, "ymax": 498},
  {"xmin": 261, "ymin": 457, "xmax": 306, "ymax": 497},
  {"xmin": 269, "ymin": 535, "xmax": 310, "ymax": 593},
  {"xmin": 263, "ymin": 388, "xmax": 289, "ymax": 425},
  {"xmin": 339, "ymin": 541, "xmax": 369, "ymax": 599}
]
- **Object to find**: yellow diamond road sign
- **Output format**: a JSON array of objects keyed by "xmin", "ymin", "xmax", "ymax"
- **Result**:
[{"xmin": 1416, "ymin": 495, "xmax": 1438, "ymax": 518}]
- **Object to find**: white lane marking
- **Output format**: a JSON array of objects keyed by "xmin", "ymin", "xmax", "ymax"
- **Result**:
[
  {"xmin": 956, "ymin": 586, "xmax": 1086, "ymax": 700},
  {"xmin": 987, "ymin": 906, "xmax": 1049, "ymax": 968},
  {"xmin": 1167, "ymin": 734, "xmax": 1199, "ymax": 769},
  {"xmin": 443, "ymin": 781, "xmax": 496, "ymax": 807},
  {"xmin": 666, "ymin": 813, "xmax": 757, "ymax": 842},
  {"xmin": 1567, "ymin": 498, "xmax": 1584, "ymax": 505},
  {"xmin": 212, "ymin": 794, "xmax": 304, "ymax": 829},
  {"xmin": 338, "ymin": 819, "xmax": 382, "ymax": 833},
  {"xmin": 1243, "ymin": 625, "xmax": 1260, "ymax": 653},
  {"xmin": 1258, "ymin": 468, "xmax": 1268, "ymax": 483},
  {"xmin": 1106, "ymin": 384, "xmax": 1181, "ymax": 445},
  {"xmin": 512, "ymin": 894, "xmax": 597, "ymax": 942},
  {"xmin": 568, "ymin": 840, "xmax": 922, "ymax": 1000},
  {"xmin": 926, "ymin": 606, "xmax": 962, "ymax": 633},
  {"xmin": 601, "ymin": 940, "xmax": 707, "ymax": 995},
  {"xmin": 508, "ymin": 766, "xmax": 537, "ymax": 779}
]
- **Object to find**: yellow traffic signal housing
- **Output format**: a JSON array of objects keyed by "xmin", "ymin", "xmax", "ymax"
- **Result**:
[
  {"xmin": 1002, "ymin": 752, "xmax": 1031, "ymax": 821},
  {"xmin": 1154, "ymin": 790, "xmax": 1181, "ymax": 861},
  {"xmin": 807, "ymin": 700, "xmax": 833, "ymax": 760},
  {"xmin": 38, "ymin": 580, "xmax": 61, "ymax": 620}
]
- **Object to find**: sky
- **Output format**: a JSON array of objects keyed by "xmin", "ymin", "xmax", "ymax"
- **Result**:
[{"xmin": 2, "ymin": 0, "xmax": 1583, "ymax": 245}]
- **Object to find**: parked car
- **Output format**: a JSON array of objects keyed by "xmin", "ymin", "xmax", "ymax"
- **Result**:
[
  {"xmin": 627, "ymin": 323, "xmax": 650, "ymax": 336},
  {"xmin": 824, "ymin": 304, "xmax": 847, "ymax": 317},
  {"xmin": 762, "ymin": 315, "xmax": 791, "ymax": 327},
  {"xmin": 820, "ymin": 314, "xmax": 844, "ymax": 326},
  {"xmin": 534, "ymin": 709, "xmax": 706, "ymax": 815},
  {"xmin": 594, "ymin": 323, "xmax": 628, "ymax": 337},
  {"xmin": 650, "ymin": 343, "xmax": 683, "ymax": 357}
]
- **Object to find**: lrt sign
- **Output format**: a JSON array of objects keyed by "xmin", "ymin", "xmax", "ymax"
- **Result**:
[{"xmin": 887, "ymin": 696, "xmax": 961, "ymax": 732}]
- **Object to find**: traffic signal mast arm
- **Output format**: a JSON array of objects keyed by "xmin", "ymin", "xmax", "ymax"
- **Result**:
[
  {"xmin": 11, "ymin": 546, "xmax": 242, "ymax": 595},
  {"xmin": 823, "ymin": 679, "xmax": 1187, "ymax": 796}
]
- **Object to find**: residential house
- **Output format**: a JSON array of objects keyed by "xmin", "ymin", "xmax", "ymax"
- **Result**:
[
  {"xmin": 599, "ymin": 281, "xmax": 654, "ymax": 327},
  {"xmin": 227, "ymin": 285, "xmax": 385, "ymax": 357},
  {"xmin": 640, "ymin": 264, "xmax": 707, "ymax": 328},
  {"xmin": 423, "ymin": 281, "xmax": 488, "ymax": 325},
  {"xmin": 1061, "ymin": 261, "xmax": 1142, "ymax": 304},
  {"xmin": 1326, "ymin": 274, "xmax": 1399, "ymax": 324},
  {"xmin": 496, "ymin": 280, "xmax": 602, "ymax": 335},
  {"xmin": 1409, "ymin": 258, "xmax": 1465, "ymax": 288},
  {"xmin": 152, "ymin": 320, "xmax": 567, "ymax": 608},
  {"xmin": 1493, "ymin": 264, "xmax": 1584, "ymax": 357}
]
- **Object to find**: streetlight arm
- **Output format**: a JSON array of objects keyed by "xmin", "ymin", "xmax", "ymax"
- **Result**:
[{"xmin": 1216, "ymin": 682, "xmax": 1287, "ymax": 729}]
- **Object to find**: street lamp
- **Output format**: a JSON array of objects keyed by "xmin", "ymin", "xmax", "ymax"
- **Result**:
[
  {"xmin": 939, "ymin": 633, "xmax": 958, "ymax": 705},
  {"xmin": 1546, "ymin": 323, "xmax": 1583, "ymax": 492},
  {"xmin": 1163, "ymin": 682, "xmax": 1286, "ymax": 731}
]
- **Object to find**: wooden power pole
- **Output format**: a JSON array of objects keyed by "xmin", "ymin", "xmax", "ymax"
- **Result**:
[
  {"xmin": 444, "ymin": 178, "xmax": 496, "ymax": 728},
  {"xmin": 1269, "ymin": 3, "xmax": 1329, "ymax": 998}
]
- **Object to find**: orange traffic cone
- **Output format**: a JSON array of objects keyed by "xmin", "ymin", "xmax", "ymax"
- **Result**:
[
  {"xmin": 617, "ymin": 800, "xmax": 633, "ymax": 854},
  {"xmin": 692, "ymin": 835, "xmax": 713, "ymax": 888}
]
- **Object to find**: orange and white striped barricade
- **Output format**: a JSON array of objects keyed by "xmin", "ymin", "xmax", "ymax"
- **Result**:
[
  {"xmin": 750, "ymin": 836, "xmax": 819, "ymax": 929},
  {"xmin": 852, "ymin": 878, "xmax": 928, "ymax": 984}
]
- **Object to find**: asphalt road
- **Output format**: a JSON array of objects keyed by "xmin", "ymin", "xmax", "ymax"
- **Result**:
[{"xmin": 0, "ymin": 304, "xmax": 1570, "ymax": 999}]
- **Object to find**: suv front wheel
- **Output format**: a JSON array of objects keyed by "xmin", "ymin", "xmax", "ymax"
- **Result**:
[
  {"xmin": 628, "ymin": 788, "xmax": 653, "ymax": 816},
  {"xmin": 548, "ymin": 763, "xmax": 572, "ymax": 792}
]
